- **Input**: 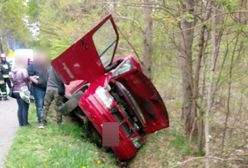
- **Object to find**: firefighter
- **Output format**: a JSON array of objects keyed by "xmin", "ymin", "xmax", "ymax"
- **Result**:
[
  {"xmin": 0, "ymin": 62, "xmax": 7, "ymax": 100},
  {"xmin": 0, "ymin": 54, "xmax": 12, "ymax": 89}
]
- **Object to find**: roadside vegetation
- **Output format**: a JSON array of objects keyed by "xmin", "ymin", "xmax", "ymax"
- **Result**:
[
  {"xmin": 3, "ymin": 105, "xmax": 117, "ymax": 168},
  {"xmin": 4, "ymin": 104, "xmax": 194, "ymax": 168}
]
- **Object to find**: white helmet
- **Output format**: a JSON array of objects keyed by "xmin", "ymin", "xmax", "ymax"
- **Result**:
[{"xmin": 0, "ymin": 53, "xmax": 6, "ymax": 58}]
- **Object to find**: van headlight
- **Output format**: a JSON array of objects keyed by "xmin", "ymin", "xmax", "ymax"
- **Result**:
[
  {"xmin": 113, "ymin": 60, "xmax": 132, "ymax": 77},
  {"xmin": 131, "ymin": 137, "xmax": 143, "ymax": 149},
  {"xmin": 95, "ymin": 86, "xmax": 113, "ymax": 108}
]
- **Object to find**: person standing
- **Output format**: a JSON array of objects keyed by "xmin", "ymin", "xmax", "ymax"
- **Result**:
[
  {"xmin": 42, "ymin": 67, "xmax": 65, "ymax": 126},
  {"xmin": 0, "ymin": 54, "xmax": 12, "ymax": 89},
  {"xmin": 11, "ymin": 55, "xmax": 30, "ymax": 126},
  {"xmin": 0, "ymin": 63, "xmax": 7, "ymax": 101},
  {"xmin": 28, "ymin": 52, "xmax": 49, "ymax": 128}
]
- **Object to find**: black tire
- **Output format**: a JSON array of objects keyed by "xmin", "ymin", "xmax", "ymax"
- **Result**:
[{"xmin": 86, "ymin": 122, "xmax": 102, "ymax": 147}]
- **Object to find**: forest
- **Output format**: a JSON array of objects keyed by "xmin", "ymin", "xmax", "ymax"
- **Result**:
[{"xmin": 1, "ymin": 0, "xmax": 248, "ymax": 167}]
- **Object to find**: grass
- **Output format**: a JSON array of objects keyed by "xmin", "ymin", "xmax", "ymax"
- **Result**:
[
  {"xmin": 4, "ymin": 103, "xmax": 194, "ymax": 168},
  {"xmin": 129, "ymin": 129, "xmax": 194, "ymax": 168},
  {"xmin": 3, "ymin": 104, "xmax": 117, "ymax": 168}
]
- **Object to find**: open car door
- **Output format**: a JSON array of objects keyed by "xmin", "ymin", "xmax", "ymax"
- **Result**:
[{"xmin": 52, "ymin": 15, "xmax": 119, "ymax": 84}]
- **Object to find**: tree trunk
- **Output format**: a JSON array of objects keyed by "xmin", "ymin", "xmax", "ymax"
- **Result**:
[
  {"xmin": 178, "ymin": 0, "xmax": 196, "ymax": 140},
  {"xmin": 143, "ymin": 0, "xmax": 153, "ymax": 79},
  {"xmin": 194, "ymin": 0, "xmax": 212, "ymax": 154},
  {"xmin": 205, "ymin": 6, "xmax": 221, "ymax": 168},
  {"xmin": 0, "ymin": 36, "xmax": 3, "ymax": 53},
  {"xmin": 221, "ymin": 34, "xmax": 240, "ymax": 154},
  {"xmin": 194, "ymin": 24, "xmax": 208, "ymax": 154}
]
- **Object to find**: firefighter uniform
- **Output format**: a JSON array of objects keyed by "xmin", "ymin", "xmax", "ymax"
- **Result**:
[
  {"xmin": 1, "ymin": 58, "xmax": 12, "ymax": 89},
  {"xmin": 0, "ymin": 65, "xmax": 7, "ymax": 100}
]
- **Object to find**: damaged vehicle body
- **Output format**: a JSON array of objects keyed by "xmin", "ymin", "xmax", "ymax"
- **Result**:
[{"xmin": 52, "ymin": 15, "xmax": 169, "ymax": 161}]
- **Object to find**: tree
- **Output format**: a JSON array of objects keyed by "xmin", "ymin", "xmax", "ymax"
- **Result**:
[
  {"xmin": 178, "ymin": 0, "xmax": 196, "ymax": 140},
  {"xmin": 0, "ymin": 0, "xmax": 33, "ymax": 50},
  {"xmin": 143, "ymin": 0, "xmax": 153, "ymax": 79}
]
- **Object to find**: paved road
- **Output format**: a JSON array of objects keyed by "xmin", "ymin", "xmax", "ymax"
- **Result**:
[{"xmin": 0, "ymin": 98, "xmax": 18, "ymax": 167}]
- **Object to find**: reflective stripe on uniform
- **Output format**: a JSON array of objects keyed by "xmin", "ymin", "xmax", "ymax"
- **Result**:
[
  {"xmin": 0, "ymin": 91, "xmax": 7, "ymax": 95},
  {"xmin": 3, "ymin": 74, "xmax": 9, "ymax": 78},
  {"xmin": 3, "ymin": 65, "xmax": 8, "ymax": 70},
  {"xmin": 2, "ymin": 64, "xmax": 8, "ymax": 69},
  {"xmin": 0, "ymin": 80, "xmax": 4, "ymax": 84}
]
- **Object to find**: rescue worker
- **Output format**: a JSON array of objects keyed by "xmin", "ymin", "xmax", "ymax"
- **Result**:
[
  {"xmin": 0, "ymin": 54, "xmax": 12, "ymax": 89},
  {"xmin": 0, "ymin": 62, "xmax": 7, "ymax": 101},
  {"xmin": 41, "ymin": 67, "xmax": 65, "ymax": 128}
]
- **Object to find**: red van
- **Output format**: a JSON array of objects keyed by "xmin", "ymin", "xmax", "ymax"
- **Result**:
[{"xmin": 52, "ymin": 15, "xmax": 169, "ymax": 161}]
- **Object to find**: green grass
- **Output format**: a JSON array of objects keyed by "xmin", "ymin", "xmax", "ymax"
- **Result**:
[
  {"xmin": 129, "ymin": 129, "xmax": 194, "ymax": 168},
  {"xmin": 4, "ymin": 104, "xmax": 195, "ymax": 168},
  {"xmin": 3, "ymin": 104, "xmax": 117, "ymax": 168}
]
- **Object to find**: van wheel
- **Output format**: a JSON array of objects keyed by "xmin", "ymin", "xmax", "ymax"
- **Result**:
[{"xmin": 86, "ymin": 122, "xmax": 102, "ymax": 147}]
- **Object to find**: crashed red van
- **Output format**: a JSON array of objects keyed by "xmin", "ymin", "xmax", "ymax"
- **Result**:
[{"xmin": 52, "ymin": 15, "xmax": 169, "ymax": 161}]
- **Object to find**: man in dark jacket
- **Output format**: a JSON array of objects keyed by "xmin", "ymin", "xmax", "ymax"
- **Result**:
[
  {"xmin": 28, "ymin": 52, "xmax": 49, "ymax": 128},
  {"xmin": 42, "ymin": 67, "xmax": 65, "ymax": 127}
]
